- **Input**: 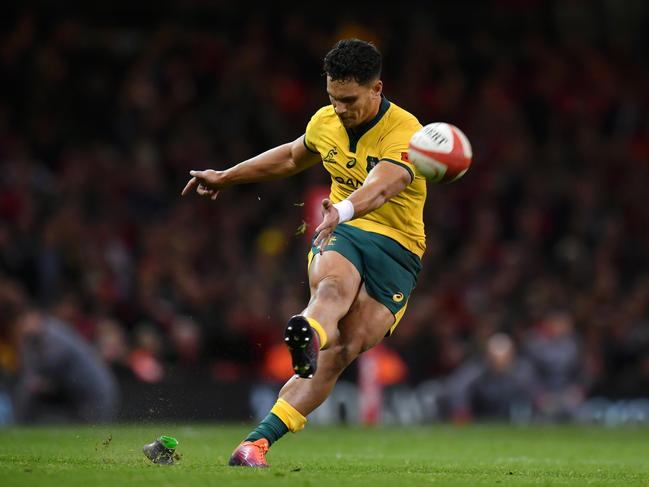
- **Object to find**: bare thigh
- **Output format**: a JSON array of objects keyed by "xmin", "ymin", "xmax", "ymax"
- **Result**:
[{"xmin": 302, "ymin": 250, "xmax": 362, "ymax": 345}]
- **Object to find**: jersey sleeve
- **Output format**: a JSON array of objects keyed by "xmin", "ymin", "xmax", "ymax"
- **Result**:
[
  {"xmin": 304, "ymin": 108, "xmax": 326, "ymax": 154},
  {"xmin": 378, "ymin": 118, "xmax": 421, "ymax": 183}
]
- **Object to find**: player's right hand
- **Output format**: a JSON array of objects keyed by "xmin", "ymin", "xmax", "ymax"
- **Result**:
[
  {"xmin": 313, "ymin": 198, "xmax": 340, "ymax": 254},
  {"xmin": 181, "ymin": 169, "xmax": 223, "ymax": 200}
]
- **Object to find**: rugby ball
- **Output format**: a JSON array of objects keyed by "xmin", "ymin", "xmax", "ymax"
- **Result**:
[{"xmin": 408, "ymin": 123, "xmax": 472, "ymax": 183}]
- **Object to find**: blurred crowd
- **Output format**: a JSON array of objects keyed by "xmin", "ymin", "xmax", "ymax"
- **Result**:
[{"xmin": 1, "ymin": 0, "xmax": 649, "ymax": 423}]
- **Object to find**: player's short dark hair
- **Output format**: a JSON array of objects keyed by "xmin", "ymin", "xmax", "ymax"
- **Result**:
[{"xmin": 323, "ymin": 39, "xmax": 382, "ymax": 85}]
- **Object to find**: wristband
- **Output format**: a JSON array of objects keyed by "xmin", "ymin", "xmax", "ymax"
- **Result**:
[{"xmin": 333, "ymin": 199, "xmax": 354, "ymax": 223}]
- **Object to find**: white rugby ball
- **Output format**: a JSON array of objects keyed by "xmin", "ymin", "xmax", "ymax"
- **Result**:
[{"xmin": 408, "ymin": 122, "xmax": 472, "ymax": 183}]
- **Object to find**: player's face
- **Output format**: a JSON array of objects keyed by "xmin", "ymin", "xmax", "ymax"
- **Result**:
[{"xmin": 327, "ymin": 76, "xmax": 382, "ymax": 129}]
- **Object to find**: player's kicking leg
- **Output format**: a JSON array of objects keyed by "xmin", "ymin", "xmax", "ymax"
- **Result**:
[
  {"xmin": 283, "ymin": 250, "xmax": 360, "ymax": 379},
  {"xmin": 229, "ymin": 253, "xmax": 394, "ymax": 467}
]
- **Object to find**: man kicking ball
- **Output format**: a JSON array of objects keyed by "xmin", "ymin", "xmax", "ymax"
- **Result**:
[{"xmin": 182, "ymin": 38, "xmax": 426, "ymax": 467}]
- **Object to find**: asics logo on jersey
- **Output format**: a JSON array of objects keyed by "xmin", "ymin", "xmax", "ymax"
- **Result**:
[
  {"xmin": 392, "ymin": 292, "xmax": 404, "ymax": 303},
  {"xmin": 323, "ymin": 147, "xmax": 338, "ymax": 163}
]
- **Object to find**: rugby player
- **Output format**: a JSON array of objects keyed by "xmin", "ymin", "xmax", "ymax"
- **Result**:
[{"xmin": 182, "ymin": 38, "xmax": 426, "ymax": 467}]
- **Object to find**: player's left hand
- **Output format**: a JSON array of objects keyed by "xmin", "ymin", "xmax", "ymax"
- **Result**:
[{"xmin": 314, "ymin": 199, "xmax": 339, "ymax": 254}]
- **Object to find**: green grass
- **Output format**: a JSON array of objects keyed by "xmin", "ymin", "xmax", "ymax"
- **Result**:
[{"xmin": 1, "ymin": 424, "xmax": 648, "ymax": 486}]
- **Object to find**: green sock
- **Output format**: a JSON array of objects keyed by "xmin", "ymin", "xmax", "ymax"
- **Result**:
[{"xmin": 245, "ymin": 412, "xmax": 289, "ymax": 446}]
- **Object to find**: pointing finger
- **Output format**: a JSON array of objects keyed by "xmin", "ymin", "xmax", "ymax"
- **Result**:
[
  {"xmin": 318, "ymin": 233, "xmax": 332, "ymax": 255},
  {"xmin": 314, "ymin": 226, "xmax": 330, "ymax": 248},
  {"xmin": 181, "ymin": 177, "xmax": 198, "ymax": 196},
  {"xmin": 313, "ymin": 230, "xmax": 323, "ymax": 248}
]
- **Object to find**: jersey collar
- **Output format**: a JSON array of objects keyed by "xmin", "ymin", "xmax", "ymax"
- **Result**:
[{"xmin": 345, "ymin": 95, "xmax": 391, "ymax": 153}]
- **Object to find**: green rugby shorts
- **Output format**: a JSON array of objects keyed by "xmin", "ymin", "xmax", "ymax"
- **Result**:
[{"xmin": 308, "ymin": 223, "xmax": 422, "ymax": 333}]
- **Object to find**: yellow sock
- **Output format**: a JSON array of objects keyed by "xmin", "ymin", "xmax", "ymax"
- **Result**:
[
  {"xmin": 305, "ymin": 317, "xmax": 327, "ymax": 349},
  {"xmin": 271, "ymin": 398, "xmax": 307, "ymax": 432}
]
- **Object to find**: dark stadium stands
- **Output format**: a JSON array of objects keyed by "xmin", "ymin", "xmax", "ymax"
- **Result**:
[{"xmin": 1, "ymin": 0, "xmax": 648, "ymax": 423}]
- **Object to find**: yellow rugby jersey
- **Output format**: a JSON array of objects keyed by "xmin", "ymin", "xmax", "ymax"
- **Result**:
[{"xmin": 304, "ymin": 96, "xmax": 426, "ymax": 257}]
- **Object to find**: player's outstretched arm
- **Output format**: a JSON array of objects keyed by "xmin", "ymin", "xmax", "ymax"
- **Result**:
[
  {"xmin": 181, "ymin": 135, "xmax": 321, "ymax": 199},
  {"xmin": 314, "ymin": 162, "xmax": 410, "ymax": 249}
]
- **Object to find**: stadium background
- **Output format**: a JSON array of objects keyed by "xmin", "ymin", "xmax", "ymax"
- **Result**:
[{"xmin": 0, "ymin": 0, "xmax": 648, "ymax": 426}]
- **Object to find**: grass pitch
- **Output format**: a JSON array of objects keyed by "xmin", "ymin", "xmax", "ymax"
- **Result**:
[{"xmin": 1, "ymin": 424, "xmax": 648, "ymax": 486}]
